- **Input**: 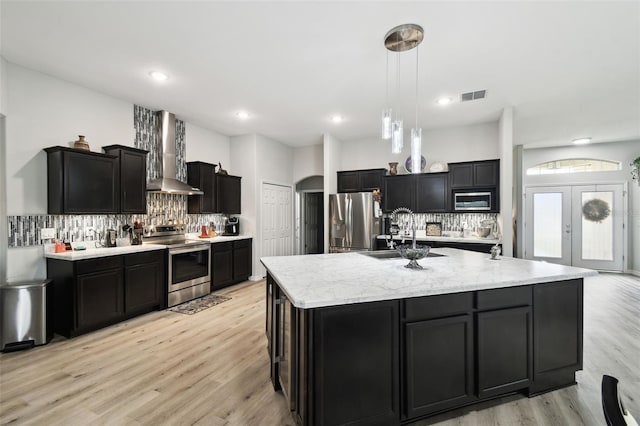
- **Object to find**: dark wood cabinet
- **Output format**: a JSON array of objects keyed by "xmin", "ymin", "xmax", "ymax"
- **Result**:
[
  {"xmin": 449, "ymin": 159, "xmax": 499, "ymax": 189},
  {"xmin": 337, "ymin": 168, "xmax": 385, "ymax": 193},
  {"xmin": 76, "ymin": 266, "xmax": 123, "ymax": 330},
  {"xmin": 124, "ymin": 251, "xmax": 164, "ymax": 314},
  {"xmin": 187, "ymin": 161, "xmax": 217, "ymax": 214},
  {"xmin": 45, "ymin": 146, "xmax": 119, "ymax": 214},
  {"xmin": 383, "ymin": 174, "xmax": 414, "ymax": 212},
  {"xmin": 414, "ymin": 173, "xmax": 448, "ymax": 213},
  {"xmin": 216, "ymin": 174, "xmax": 242, "ymax": 214},
  {"xmin": 47, "ymin": 250, "xmax": 165, "ymax": 338},
  {"xmin": 211, "ymin": 238, "xmax": 252, "ymax": 290},
  {"xmin": 103, "ymin": 145, "xmax": 148, "ymax": 214},
  {"xmin": 187, "ymin": 162, "xmax": 242, "ymax": 214},
  {"xmin": 530, "ymin": 279, "xmax": 583, "ymax": 395}
]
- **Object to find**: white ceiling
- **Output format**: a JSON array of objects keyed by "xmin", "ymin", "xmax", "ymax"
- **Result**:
[{"xmin": 1, "ymin": 1, "xmax": 639, "ymax": 148}]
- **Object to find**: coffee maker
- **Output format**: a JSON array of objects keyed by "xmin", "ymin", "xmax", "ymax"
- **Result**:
[
  {"xmin": 225, "ymin": 217, "xmax": 240, "ymax": 235},
  {"xmin": 105, "ymin": 229, "xmax": 117, "ymax": 247}
]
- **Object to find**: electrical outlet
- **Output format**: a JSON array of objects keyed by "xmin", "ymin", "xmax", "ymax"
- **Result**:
[{"xmin": 41, "ymin": 228, "xmax": 56, "ymax": 240}]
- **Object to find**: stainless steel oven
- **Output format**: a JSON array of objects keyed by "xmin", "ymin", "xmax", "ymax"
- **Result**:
[
  {"xmin": 454, "ymin": 191, "xmax": 492, "ymax": 211},
  {"xmin": 167, "ymin": 243, "xmax": 211, "ymax": 307},
  {"xmin": 143, "ymin": 224, "xmax": 211, "ymax": 307}
]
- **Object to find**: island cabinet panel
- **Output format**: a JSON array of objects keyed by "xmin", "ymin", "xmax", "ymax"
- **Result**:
[
  {"xmin": 311, "ymin": 300, "xmax": 400, "ymax": 426},
  {"xmin": 404, "ymin": 315, "xmax": 475, "ymax": 419},
  {"xmin": 477, "ymin": 307, "xmax": 532, "ymax": 398},
  {"xmin": 530, "ymin": 279, "xmax": 583, "ymax": 395}
]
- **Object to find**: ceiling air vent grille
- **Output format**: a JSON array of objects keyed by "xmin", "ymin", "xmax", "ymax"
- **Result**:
[{"xmin": 461, "ymin": 90, "xmax": 487, "ymax": 102}]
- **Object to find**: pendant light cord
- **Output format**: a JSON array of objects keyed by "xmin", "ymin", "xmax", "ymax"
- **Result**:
[{"xmin": 415, "ymin": 46, "xmax": 419, "ymax": 129}]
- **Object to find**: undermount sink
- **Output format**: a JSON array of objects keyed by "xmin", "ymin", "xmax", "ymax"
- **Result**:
[{"xmin": 360, "ymin": 250, "xmax": 445, "ymax": 259}]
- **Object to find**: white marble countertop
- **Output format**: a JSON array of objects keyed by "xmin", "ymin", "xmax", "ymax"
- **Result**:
[
  {"xmin": 185, "ymin": 233, "xmax": 252, "ymax": 243},
  {"xmin": 261, "ymin": 248, "xmax": 597, "ymax": 309},
  {"xmin": 44, "ymin": 244, "xmax": 165, "ymax": 261},
  {"xmin": 378, "ymin": 234, "xmax": 500, "ymax": 245}
]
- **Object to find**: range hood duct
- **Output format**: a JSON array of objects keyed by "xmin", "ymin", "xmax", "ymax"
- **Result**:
[{"xmin": 146, "ymin": 110, "xmax": 203, "ymax": 195}]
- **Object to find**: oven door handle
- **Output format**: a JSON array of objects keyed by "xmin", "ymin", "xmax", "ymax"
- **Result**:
[{"xmin": 169, "ymin": 245, "xmax": 211, "ymax": 255}]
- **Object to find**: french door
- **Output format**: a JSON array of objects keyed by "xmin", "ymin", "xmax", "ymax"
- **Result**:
[{"xmin": 524, "ymin": 184, "xmax": 624, "ymax": 271}]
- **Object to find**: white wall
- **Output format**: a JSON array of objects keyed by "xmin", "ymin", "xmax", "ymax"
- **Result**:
[
  {"xmin": 323, "ymin": 133, "xmax": 342, "ymax": 253},
  {"xmin": 0, "ymin": 56, "xmax": 8, "ymax": 116},
  {"xmin": 230, "ymin": 134, "xmax": 258, "ymax": 278},
  {"xmin": 522, "ymin": 140, "xmax": 640, "ymax": 274},
  {"xmin": 256, "ymin": 134, "xmax": 294, "ymax": 185},
  {"xmin": 293, "ymin": 144, "xmax": 323, "ymax": 184},
  {"xmin": 185, "ymin": 122, "xmax": 231, "ymax": 171},
  {"xmin": 340, "ymin": 122, "xmax": 499, "ymax": 172},
  {"xmin": 498, "ymin": 107, "xmax": 514, "ymax": 257}
]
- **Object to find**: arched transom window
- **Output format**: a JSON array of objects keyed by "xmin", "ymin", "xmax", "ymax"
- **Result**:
[{"xmin": 526, "ymin": 158, "xmax": 622, "ymax": 176}]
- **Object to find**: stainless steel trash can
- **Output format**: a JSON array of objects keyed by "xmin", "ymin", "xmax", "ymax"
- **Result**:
[{"xmin": 0, "ymin": 279, "xmax": 53, "ymax": 352}]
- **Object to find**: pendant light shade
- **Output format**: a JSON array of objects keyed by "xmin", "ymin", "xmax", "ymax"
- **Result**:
[
  {"xmin": 382, "ymin": 109, "xmax": 392, "ymax": 140},
  {"xmin": 411, "ymin": 128, "xmax": 422, "ymax": 174},
  {"xmin": 392, "ymin": 120, "xmax": 403, "ymax": 154}
]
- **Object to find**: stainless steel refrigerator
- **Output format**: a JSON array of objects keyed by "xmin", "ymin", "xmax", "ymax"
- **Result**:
[{"xmin": 329, "ymin": 192, "xmax": 381, "ymax": 252}]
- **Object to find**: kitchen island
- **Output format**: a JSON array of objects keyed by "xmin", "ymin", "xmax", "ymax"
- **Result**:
[{"xmin": 262, "ymin": 249, "xmax": 596, "ymax": 426}]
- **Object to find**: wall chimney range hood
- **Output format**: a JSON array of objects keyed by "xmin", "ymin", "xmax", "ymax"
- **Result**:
[{"xmin": 146, "ymin": 110, "xmax": 203, "ymax": 195}]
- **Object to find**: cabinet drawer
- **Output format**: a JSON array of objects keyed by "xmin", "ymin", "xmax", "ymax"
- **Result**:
[
  {"xmin": 477, "ymin": 286, "xmax": 531, "ymax": 311},
  {"xmin": 212, "ymin": 241, "xmax": 233, "ymax": 252},
  {"xmin": 124, "ymin": 250, "xmax": 164, "ymax": 267},
  {"xmin": 405, "ymin": 292, "xmax": 473, "ymax": 321},
  {"xmin": 76, "ymin": 256, "xmax": 122, "ymax": 275},
  {"xmin": 233, "ymin": 238, "xmax": 252, "ymax": 249}
]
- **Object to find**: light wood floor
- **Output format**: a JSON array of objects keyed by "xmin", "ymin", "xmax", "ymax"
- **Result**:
[{"xmin": 0, "ymin": 274, "xmax": 638, "ymax": 425}]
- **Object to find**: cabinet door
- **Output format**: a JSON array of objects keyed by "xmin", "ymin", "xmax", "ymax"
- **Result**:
[
  {"xmin": 76, "ymin": 268, "xmax": 123, "ymax": 329},
  {"xmin": 187, "ymin": 162, "xmax": 216, "ymax": 213},
  {"xmin": 359, "ymin": 169, "xmax": 385, "ymax": 192},
  {"xmin": 211, "ymin": 242, "xmax": 233, "ymax": 289},
  {"xmin": 449, "ymin": 163, "xmax": 473, "ymax": 188},
  {"xmin": 232, "ymin": 239, "xmax": 252, "ymax": 282},
  {"xmin": 124, "ymin": 259, "xmax": 163, "ymax": 313},
  {"xmin": 120, "ymin": 150, "xmax": 147, "ymax": 213},
  {"xmin": 64, "ymin": 151, "xmax": 119, "ymax": 214},
  {"xmin": 474, "ymin": 161, "xmax": 498, "ymax": 187},
  {"xmin": 404, "ymin": 315, "xmax": 474, "ymax": 419},
  {"xmin": 383, "ymin": 175, "xmax": 414, "ymax": 212},
  {"xmin": 477, "ymin": 307, "xmax": 532, "ymax": 398},
  {"xmin": 531, "ymin": 279, "xmax": 583, "ymax": 393},
  {"xmin": 414, "ymin": 173, "xmax": 448, "ymax": 213},
  {"xmin": 216, "ymin": 175, "xmax": 242, "ymax": 214},
  {"xmin": 337, "ymin": 171, "xmax": 360, "ymax": 193}
]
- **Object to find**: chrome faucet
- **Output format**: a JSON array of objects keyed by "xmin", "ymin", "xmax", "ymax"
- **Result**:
[{"xmin": 386, "ymin": 207, "xmax": 417, "ymax": 250}]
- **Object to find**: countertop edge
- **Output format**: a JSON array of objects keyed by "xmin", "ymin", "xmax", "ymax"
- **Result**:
[{"xmin": 44, "ymin": 244, "xmax": 166, "ymax": 260}]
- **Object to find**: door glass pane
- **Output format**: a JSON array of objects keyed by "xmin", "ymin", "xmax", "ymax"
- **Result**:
[
  {"xmin": 533, "ymin": 193, "xmax": 562, "ymax": 258},
  {"xmin": 581, "ymin": 192, "xmax": 614, "ymax": 261}
]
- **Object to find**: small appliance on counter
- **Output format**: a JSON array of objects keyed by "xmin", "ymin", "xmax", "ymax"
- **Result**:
[
  {"xmin": 225, "ymin": 217, "xmax": 240, "ymax": 235},
  {"xmin": 105, "ymin": 229, "xmax": 117, "ymax": 247}
]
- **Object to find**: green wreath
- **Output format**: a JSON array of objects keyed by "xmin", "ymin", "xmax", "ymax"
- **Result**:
[{"xmin": 582, "ymin": 198, "xmax": 611, "ymax": 223}]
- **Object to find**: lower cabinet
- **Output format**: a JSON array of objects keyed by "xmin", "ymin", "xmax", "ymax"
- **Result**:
[
  {"xmin": 404, "ymin": 315, "xmax": 474, "ymax": 418},
  {"xmin": 48, "ymin": 250, "xmax": 165, "ymax": 337},
  {"xmin": 211, "ymin": 238, "xmax": 252, "ymax": 290}
]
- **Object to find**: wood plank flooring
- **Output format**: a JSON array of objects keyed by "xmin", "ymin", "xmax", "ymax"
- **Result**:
[{"xmin": 1, "ymin": 273, "xmax": 638, "ymax": 425}]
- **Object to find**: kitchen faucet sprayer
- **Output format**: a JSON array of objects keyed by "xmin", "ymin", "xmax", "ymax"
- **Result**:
[{"xmin": 386, "ymin": 207, "xmax": 417, "ymax": 250}]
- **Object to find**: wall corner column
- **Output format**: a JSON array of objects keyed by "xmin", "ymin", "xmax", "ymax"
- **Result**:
[{"xmin": 498, "ymin": 107, "xmax": 514, "ymax": 257}]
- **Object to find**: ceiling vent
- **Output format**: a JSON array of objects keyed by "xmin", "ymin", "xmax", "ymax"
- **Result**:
[{"xmin": 461, "ymin": 90, "xmax": 487, "ymax": 102}]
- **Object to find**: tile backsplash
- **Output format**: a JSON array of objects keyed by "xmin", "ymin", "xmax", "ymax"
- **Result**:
[{"xmin": 393, "ymin": 213, "xmax": 499, "ymax": 234}]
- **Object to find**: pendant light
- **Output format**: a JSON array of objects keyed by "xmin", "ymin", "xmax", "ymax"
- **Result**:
[
  {"xmin": 381, "ymin": 52, "xmax": 392, "ymax": 140},
  {"xmin": 382, "ymin": 24, "xmax": 424, "ymax": 166}
]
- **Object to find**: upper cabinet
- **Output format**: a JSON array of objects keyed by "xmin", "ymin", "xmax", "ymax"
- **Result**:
[
  {"xmin": 102, "ymin": 145, "xmax": 148, "ymax": 214},
  {"xmin": 45, "ymin": 147, "xmax": 119, "ymax": 214},
  {"xmin": 337, "ymin": 168, "xmax": 386, "ymax": 193},
  {"xmin": 382, "ymin": 173, "xmax": 448, "ymax": 213},
  {"xmin": 187, "ymin": 161, "xmax": 242, "ymax": 214},
  {"xmin": 449, "ymin": 160, "xmax": 499, "ymax": 189}
]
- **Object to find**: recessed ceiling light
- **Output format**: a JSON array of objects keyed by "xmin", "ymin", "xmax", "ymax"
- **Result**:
[
  {"xmin": 436, "ymin": 97, "xmax": 453, "ymax": 106},
  {"xmin": 572, "ymin": 137, "xmax": 592, "ymax": 145},
  {"xmin": 149, "ymin": 71, "xmax": 169, "ymax": 81},
  {"xmin": 331, "ymin": 115, "xmax": 344, "ymax": 123},
  {"xmin": 236, "ymin": 111, "xmax": 250, "ymax": 119}
]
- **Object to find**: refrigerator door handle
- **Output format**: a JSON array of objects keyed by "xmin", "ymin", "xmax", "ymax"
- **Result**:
[{"xmin": 346, "ymin": 195, "xmax": 353, "ymax": 248}]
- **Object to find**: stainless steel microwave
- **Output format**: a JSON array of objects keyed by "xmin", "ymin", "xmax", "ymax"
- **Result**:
[{"xmin": 454, "ymin": 192, "xmax": 492, "ymax": 211}]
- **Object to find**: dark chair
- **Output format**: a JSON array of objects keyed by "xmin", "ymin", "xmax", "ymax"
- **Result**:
[{"xmin": 602, "ymin": 375, "xmax": 638, "ymax": 426}]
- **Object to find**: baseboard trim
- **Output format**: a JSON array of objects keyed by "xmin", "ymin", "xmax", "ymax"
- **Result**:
[
  {"xmin": 629, "ymin": 269, "xmax": 640, "ymax": 278},
  {"xmin": 249, "ymin": 275, "xmax": 264, "ymax": 282}
]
